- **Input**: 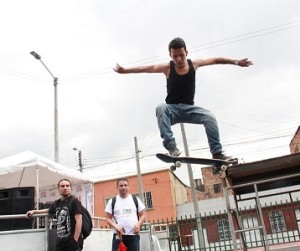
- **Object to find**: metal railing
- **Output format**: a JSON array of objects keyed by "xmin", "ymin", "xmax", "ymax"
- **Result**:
[
  {"xmin": 149, "ymin": 200, "xmax": 300, "ymax": 251},
  {"xmin": 2, "ymin": 202, "xmax": 300, "ymax": 251}
]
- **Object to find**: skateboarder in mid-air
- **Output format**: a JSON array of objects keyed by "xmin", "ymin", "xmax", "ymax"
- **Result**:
[{"xmin": 114, "ymin": 37, "xmax": 252, "ymax": 160}]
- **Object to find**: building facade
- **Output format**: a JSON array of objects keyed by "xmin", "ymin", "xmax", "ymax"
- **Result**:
[{"xmin": 94, "ymin": 169, "xmax": 197, "ymax": 225}]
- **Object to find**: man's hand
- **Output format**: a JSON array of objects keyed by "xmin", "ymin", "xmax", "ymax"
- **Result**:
[
  {"xmin": 25, "ymin": 210, "xmax": 35, "ymax": 219},
  {"xmin": 133, "ymin": 223, "xmax": 141, "ymax": 234},
  {"xmin": 237, "ymin": 58, "xmax": 253, "ymax": 67},
  {"xmin": 25, "ymin": 208, "xmax": 49, "ymax": 219},
  {"xmin": 116, "ymin": 226, "xmax": 125, "ymax": 235},
  {"xmin": 71, "ymin": 239, "xmax": 80, "ymax": 250},
  {"xmin": 113, "ymin": 64, "xmax": 126, "ymax": 73}
]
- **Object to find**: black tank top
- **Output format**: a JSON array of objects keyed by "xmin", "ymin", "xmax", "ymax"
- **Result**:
[{"xmin": 165, "ymin": 59, "xmax": 196, "ymax": 105}]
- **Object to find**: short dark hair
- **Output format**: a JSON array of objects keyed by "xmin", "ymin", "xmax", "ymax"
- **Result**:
[
  {"xmin": 117, "ymin": 178, "xmax": 129, "ymax": 187},
  {"xmin": 58, "ymin": 178, "xmax": 72, "ymax": 188},
  {"xmin": 168, "ymin": 37, "xmax": 186, "ymax": 52}
]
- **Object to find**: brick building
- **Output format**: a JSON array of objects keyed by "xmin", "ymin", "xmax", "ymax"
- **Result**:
[
  {"xmin": 93, "ymin": 161, "xmax": 231, "ymax": 224},
  {"xmin": 94, "ymin": 168, "xmax": 202, "ymax": 224},
  {"xmin": 93, "ymin": 160, "xmax": 234, "ymax": 225},
  {"xmin": 290, "ymin": 126, "xmax": 300, "ymax": 153}
]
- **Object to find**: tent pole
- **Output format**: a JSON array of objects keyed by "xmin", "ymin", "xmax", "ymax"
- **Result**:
[{"xmin": 36, "ymin": 166, "xmax": 40, "ymax": 229}]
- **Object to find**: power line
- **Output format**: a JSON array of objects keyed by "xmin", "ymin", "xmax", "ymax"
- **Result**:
[
  {"xmin": 189, "ymin": 21, "xmax": 300, "ymax": 53},
  {"xmin": 4, "ymin": 21, "xmax": 300, "ymax": 83},
  {"xmin": 53, "ymin": 21, "xmax": 300, "ymax": 83},
  {"xmin": 1, "ymin": 21, "xmax": 299, "ymax": 83},
  {"xmin": 0, "ymin": 66, "xmax": 47, "ymax": 83},
  {"xmin": 64, "ymin": 129, "xmax": 295, "ymax": 171}
]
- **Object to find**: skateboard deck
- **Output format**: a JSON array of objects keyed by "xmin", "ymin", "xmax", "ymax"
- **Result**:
[{"xmin": 156, "ymin": 153, "xmax": 238, "ymax": 172}]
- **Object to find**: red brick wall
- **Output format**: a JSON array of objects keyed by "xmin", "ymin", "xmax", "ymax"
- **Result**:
[{"xmin": 290, "ymin": 127, "xmax": 300, "ymax": 153}]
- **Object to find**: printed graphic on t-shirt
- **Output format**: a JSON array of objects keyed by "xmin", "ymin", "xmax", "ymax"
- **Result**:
[
  {"xmin": 56, "ymin": 207, "xmax": 71, "ymax": 239},
  {"xmin": 121, "ymin": 206, "xmax": 132, "ymax": 217}
]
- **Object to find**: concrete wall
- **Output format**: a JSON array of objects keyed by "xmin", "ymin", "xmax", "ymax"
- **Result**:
[
  {"xmin": 0, "ymin": 230, "xmax": 48, "ymax": 251},
  {"xmin": 0, "ymin": 228, "xmax": 152, "ymax": 251}
]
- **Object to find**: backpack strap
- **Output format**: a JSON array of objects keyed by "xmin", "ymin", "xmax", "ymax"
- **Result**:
[
  {"xmin": 111, "ymin": 196, "xmax": 116, "ymax": 216},
  {"xmin": 67, "ymin": 195, "xmax": 76, "ymax": 210},
  {"xmin": 132, "ymin": 194, "xmax": 138, "ymax": 208},
  {"xmin": 111, "ymin": 196, "xmax": 117, "ymax": 223},
  {"xmin": 132, "ymin": 195, "xmax": 139, "ymax": 220}
]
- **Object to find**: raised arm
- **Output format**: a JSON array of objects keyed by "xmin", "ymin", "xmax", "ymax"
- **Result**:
[
  {"xmin": 113, "ymin": 63, "xmax": 170, "ymax": 76},
  {"xmin": 25, "ymin": 208, "xmax": 49, "ymax": 218},
  {"xmin": 193, "ymin": 57, "xmax": 253, "ymax": 69}
]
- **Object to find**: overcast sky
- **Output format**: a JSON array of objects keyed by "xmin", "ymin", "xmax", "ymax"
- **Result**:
[{"xmin": 0, "ymin": 0, "xmax": 299, "ymax": 184}]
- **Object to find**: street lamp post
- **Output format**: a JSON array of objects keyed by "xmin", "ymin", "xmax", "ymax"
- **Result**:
[
  {"xmin": 30, "ymin": 51, "xmax": 59, "ymax": 163},
  {"xmin": 73, "ymin": 147, "xmax": 83, "ymax": 172}
]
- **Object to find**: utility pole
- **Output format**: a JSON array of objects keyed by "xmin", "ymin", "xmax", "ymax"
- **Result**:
[
  {"xmin": 30, "ymin": 51, "xmax": 59, "ymax": 163},
  {"xmin": 78, "ymin": 150, "xmax": 83, "ymax": 172},
  {"xmin": 134, "ymin": 137, "xmax": 145, "ymax": 204},
  {"xmin": 73, "ymin": 147, "xmax": 83, "ymax": 172},
  {"xmin": 180, "ymin": 123, "xmax": 205, "ymax": 250}
]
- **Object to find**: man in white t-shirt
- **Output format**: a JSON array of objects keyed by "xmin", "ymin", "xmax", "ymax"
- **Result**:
[{"xmin": 105, "ymin": 178, "xmax": 146, "ymax": 251}]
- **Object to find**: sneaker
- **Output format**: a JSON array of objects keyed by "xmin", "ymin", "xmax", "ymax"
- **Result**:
[
  {"xmin": 167, "ymin": 144, "xmax": 181, "ymax": 157},
  {"xmin": 212, "ymin": 152, "xmax": 233, "ymax": 161}
]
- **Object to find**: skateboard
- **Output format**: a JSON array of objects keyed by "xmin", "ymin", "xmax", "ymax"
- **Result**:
[{"xmin": 156, "ymin": 153, "xmax": 238, "ymax": 172}]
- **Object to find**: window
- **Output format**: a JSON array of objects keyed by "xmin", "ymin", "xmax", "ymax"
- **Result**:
[
  {"xmin": 217, "ymin": 219, "xmax": 231, "ymax": 241},
  {"xmin": 133, "ymin": 191, "xmax": 153, "ymax": 209},
  {"xmin": 214, "ymin": 183, "xmax": 221, "ymax": 193},
  {"xmin": 213, "ymin": 168, "xmax": 220, "ymax": 175},
  {"xmin": 169, "ymin": 224, "xmax": 179, "ymax": 241},
  {"xmin": 153, "ymin": 224, "xmax": 167, "ymax": 233},
  {"xmin": 268, "ymin": 211, "xmax": 287, "ymax": 233}
]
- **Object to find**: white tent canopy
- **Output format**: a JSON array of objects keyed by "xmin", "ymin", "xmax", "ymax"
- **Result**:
[{"xmin": 0, "ymin": 151, "xmax": 93, "ymax": 190}]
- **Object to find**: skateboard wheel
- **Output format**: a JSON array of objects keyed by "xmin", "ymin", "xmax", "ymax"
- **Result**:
[
  {"xmin": 170, "ymin": 165, "xmax": 176, "ymax": 172},
  {"xmin": 175, "ymin": 161, "xmax": 181, "ymax": 168},
  {"xmin": 221, "ymin": 165, "xmax": 227, "ymax": 171}
]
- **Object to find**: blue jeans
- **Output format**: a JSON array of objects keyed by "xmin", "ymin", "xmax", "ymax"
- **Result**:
[
  {"xmin": 156, "ymin": 103, "xmax": 222, "ymax": 155},
  {"xmin": 112, "ymin": 234, "xmax": 140, "ymax": 251}
]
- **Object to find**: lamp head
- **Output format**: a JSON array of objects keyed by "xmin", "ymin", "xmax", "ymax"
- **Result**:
[{"xmin": 30, "ymin": 51, "xmax": 41, "ymax": 60}]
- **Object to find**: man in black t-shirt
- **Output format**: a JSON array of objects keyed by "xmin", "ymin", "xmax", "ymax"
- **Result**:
[
  {"xmin": 114, "ymin": 37, "xmax": 252, "ymax": 159},
  {"xmin": 26, "ymin": 179, "xmax": 84, "ymax": 251}
]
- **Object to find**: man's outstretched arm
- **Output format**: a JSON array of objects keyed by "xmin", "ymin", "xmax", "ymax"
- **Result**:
[
  {"xmin": 113, "ymin": 63, "xmax": 169, "ymax": 75},
  {"xmin": 193, "ymin": 57, "xmax": 253, "ymax": 69}
]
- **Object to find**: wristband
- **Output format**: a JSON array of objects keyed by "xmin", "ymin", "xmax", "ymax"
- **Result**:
[{"xmin": 234, "ymin": 60, "xmax": 239, "ymax": 65}]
